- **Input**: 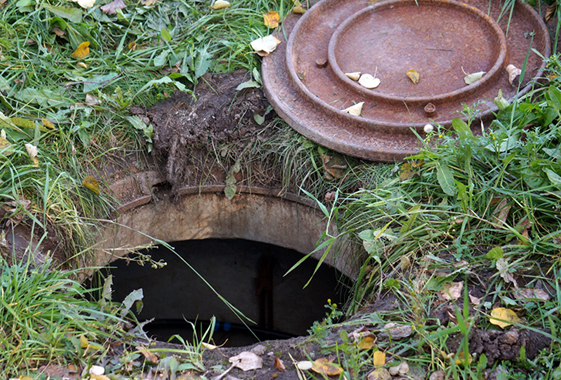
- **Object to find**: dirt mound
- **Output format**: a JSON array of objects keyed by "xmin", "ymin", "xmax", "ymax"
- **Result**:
[{"xmin": 137, "ymin": 70, "xmax": 272, "ymax": 188}]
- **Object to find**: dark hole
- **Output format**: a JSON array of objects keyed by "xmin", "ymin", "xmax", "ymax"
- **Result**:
[{"xmin": 91, "ymin": 239, "xmax": 349, "ymax": 347}]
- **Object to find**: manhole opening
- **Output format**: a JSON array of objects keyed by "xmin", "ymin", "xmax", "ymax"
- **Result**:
[{"xmin": 90, "ymin": 238, "xmax": 350, "ymax": 347}]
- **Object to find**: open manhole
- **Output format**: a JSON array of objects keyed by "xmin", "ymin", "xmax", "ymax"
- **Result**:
[
  {"xmin": 262, "ymin": 0, "xmax": 551, "ymax": 161},
  {"xmin": 93, "ymin": 239, "xmax": 349, "ymax": 347}
]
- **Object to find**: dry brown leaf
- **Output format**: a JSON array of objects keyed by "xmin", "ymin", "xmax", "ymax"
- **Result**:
[
  {"xmin": 367, "ymin": 368, "xmax": 391, "ymax": 380},
  {"xmin": 515, "ymin": 288, "xmax": 550, "ymax": 302},
  {"xmin": 264, "ymin": 11, "xmax": 280, "ymax": 28},
  {"xmin": 490, "ymin": 307, "xmax": 519, "ymax": 329},
  {"xmin": 389, "ymin": 362, "xmax": 409, "ymax": 376},
  {"xmin": 311, "ymin": 358, "xmax": 344, "ymax": 376},
  {"xmin": 441, "ymin": 281, "xmax": 463, "ymax": 301},
  {"xmin": 274, "ymin": 357, "xmax": 286, "ymax": 371},
  {"xmin": 136, "ymin": 346, "xmax": 159, "ymax": 363},
  {"xmin": 373, "ymin": 351, "xmax": 386, "ymax": 367},
  {"xmin": 52, "ymin": 27, "xmax": 65, "ymax": 37},
  {"xmin": 380, "ymin": 322, "xmax": 412, "ymax": 339},
  {"xmin": 82, "ymin": 175, "xmax": 100, "ymax": 195},
  {"xmin": 72, "ymin": 41, "xmax": 90, "ymax": 59},
  {"xmin": 429, "ymin": 370, "xmax": 446, "ymax": 380},
  {"xmin": 406, "ymin": 69, "xmax": 420, "ymax": 84},
  {"xmin": 545, "ymin": 4, "xmax": 556, "ymax": 23},
  {"xmin": 100, "ymin": 0, "xmax": 126, "ymax": 14},
  {"xmin": 469, "ymin": 293, "xmax": 481, "ymax": 305},
  {"xmin": 399, "ymin": 162, "xmax": 414, "ymax": 181},
  {"xmin": 229, "ymin": 352, "xmax": 263, "ymax": 371}
]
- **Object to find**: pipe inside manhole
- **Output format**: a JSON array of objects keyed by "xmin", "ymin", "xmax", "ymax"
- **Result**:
[{"xmin": 90, "ymin": 238, "xmax": 349, "ymax": 347}]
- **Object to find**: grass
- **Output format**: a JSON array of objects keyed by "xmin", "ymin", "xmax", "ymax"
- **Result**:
[{"xmin": 1, "ymin": 0, "xmax": 561, "ymax": 378}]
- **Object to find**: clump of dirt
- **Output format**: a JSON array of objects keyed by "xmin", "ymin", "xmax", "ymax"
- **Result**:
[
  {"xmin": 133, "ymin": 70, "xmax": 273, "ymax": 189},
  {"xmin": 447, "ymin": 327, "xmax": 551, "ymax": 364}
]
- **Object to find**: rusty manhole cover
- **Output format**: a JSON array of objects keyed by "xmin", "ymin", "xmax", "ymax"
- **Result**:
[{"xmin": 262, "ymin": 0, "xmax": 551, "ymax": 161}]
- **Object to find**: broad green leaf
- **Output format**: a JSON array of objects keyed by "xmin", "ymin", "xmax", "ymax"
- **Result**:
[
  {"xmin": 43, "ymin": 4, "xmax": 83, "ymax": 23},
  {"xmin": 451, "ymin": 118, "xmax": 473, "ymax": 140},
  {"xmin": 161, "ymin": 27, "xmax": 172, "ymax": 42},
  {"xmin": 486, "ymin": 247, "xmax": 504, "ymax": 260},
  {"xmin": 545, "ymin": 168, "xmax": 561, "ymax": 188},
  {"xmin": 547, "ymin": 85, "xmax": 561, "ymax": 113},
  {"xmin": 120, "ymin": 288, "xmax": 143, "ymax": 317},
  {"xmin": 83, "ymin": 72, "xmax": 119, "ymax": 93},
  {"xmin": 153, "ymin": 50, "xmax": 170, "ymax": 67},
  {"xmin": 436, "ymin": 162, "xmax": 456, "ymax": 196},
  {"xmin": 15, "ymin": 88, "xmax": 69, "ymax": 107},
  {"xmin": 194, "ymin": 47, "xmax": 212, "ymax": 79},
  {"xmin": 236, "ymin": 80, "xmax": 261, "ymax": 91}
]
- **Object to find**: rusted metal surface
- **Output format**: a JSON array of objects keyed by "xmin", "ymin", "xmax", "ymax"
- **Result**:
[{"xmin": 262, "ymin": 0, "xmax": 551, "ymax": 161}]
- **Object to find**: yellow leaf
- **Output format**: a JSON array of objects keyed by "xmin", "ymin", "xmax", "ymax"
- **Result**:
[
  {"xmin": 399, "ymin": 162, "xmax": 414, "ymax": 181},
  {"xmin": 80, "ymin": 335, "xmax": 89, "ymax": 348},
  {"xmin": 42, "ymin": 118, "xmax": 55, "ymax": 129},
  {"xmin": 454, "ymin": 352, "xmax": 473, "ymax": 366},
  {"xmin": 128, "ymin": 41, "xmax": 137, "ymax": 51},
  {"xmin": 293, "ymin": 0, "xmax": 306, "ymax": 13},
  {"xmin": 82, "ymin": 175, "xmax": 100, "ymax": 195},
  {"xmin": 0, "ymin": 136, "xmax": 12, "ymax": 157},
  {"xmin": 212, "ymin": 0, "xmax": 230, "ymax": 9},
  {"xmin": 489, "ymin": 307, "xmax": 519, "ymax": 329},
  {"xmin": 72, "ymin": 41, "xmax": 90, "ymax": 59},
  {"xmin": 358, "ymin": 335, "xmax": 375, "ymax": 350},
  {"xmin": 264, "ymin": 11, "xmax": 280, "ymax": 28},
  {"xmin": 406, "ymin": 69, "xmax": 420, "ymax": 85},
  {"xmin": 311, "ymin": 358, "xmax": 344, "ymax": 376},
  {"xmin": 373, "ymin": 350, "xmax": 386, "ymax": 367}
]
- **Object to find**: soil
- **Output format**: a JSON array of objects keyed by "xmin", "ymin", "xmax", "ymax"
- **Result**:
[{"xmin": 130, "ymin": 69, "xmax": 276, "ymax": 191}]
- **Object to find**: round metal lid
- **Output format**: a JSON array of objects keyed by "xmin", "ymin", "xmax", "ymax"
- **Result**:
[{"xmin": 262, "ymin": 0, "xmax": 551, "ymax": 161}]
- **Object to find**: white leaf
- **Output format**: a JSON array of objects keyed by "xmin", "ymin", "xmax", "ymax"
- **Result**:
[
  {"xmin": 343, "ymin": 102, "xmax": 364, "ymax": 116},
  {"xmin": 250, "ymin": 35, "xmax": 281, "ymax": 57}
]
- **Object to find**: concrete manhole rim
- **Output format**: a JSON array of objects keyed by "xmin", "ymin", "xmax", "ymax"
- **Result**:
[{"xmin": 262, "ymin": 0, "xmax": 551, "ymax": 161}]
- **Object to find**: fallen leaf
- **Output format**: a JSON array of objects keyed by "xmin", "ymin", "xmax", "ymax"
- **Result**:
[
  {"xmin": 496, "ymin": 258, "xmax": 517, "ymax": 287},
  {"xmin": 492, "ymin": 198, "xmax": 511, "ymax": 226},
  {"xmin": 100, "ymin": 0, "xmax": 126, "ymax": 14},
  {"xmin": 141, "ymin": 0, "xmax": 157, "ymax": 5},
  {"xmin": 464, "ymin": 71, "xmax": 485, "ymax": 85},
  {"xmin": 367, "ymin": 368, "xmax": 391, "ymax": 380},
  {"xmin": 89, "ymin": 365, "xmax": 105, "ymax": 375},
  {"xmin": 264, "ymin": 11, "xmax": 280, "ymax": 28},
  {"xmin": 373, "ymin": 351, "xmax": 386, "ymax": 367},
  {"xmin": 389, "ymin": 361, "xmax": 409, "ymax": 376},
  {"xmin": 128, "ymin": 41, "xmax": 137, "ymax": 51},
  {"xmin": 506, "ymin": 64, "xmax": 521, "ymax": 86},
  {"xmin": 0, "ymin": 136, "xmax": 13, "ymax": 157},
  {"xmin": 469, "ymin": 293, "xmax": 481, "ymax": 305},
  {"xmin": 545, "ymin": 4, "xmax": 556, "ymax": 23},
  {"xmin": 212, "ymin": 0, "xmax": 231, "ymax": 9},
  {"xmin": 72, "ymin": 41, "xmax": 90, "ymax": 59},
  {"xmin": 441, "ymin": 281, "xmax": 463, "ymax": 301},
  {"xmin": 494, "ymin": 89, "xmax": 509, "ymax": 109},
  {"xmin": 71, "ymin": 0, "xmax": 95, "ymax": 9},
  {"xmin": 515, "ymin": 288, "xmax": 550, "ymax": 302},
  {"xmin": 296, "ymin": 361, "xmax": 313, "ymax": 370},
  {"xmin": 359, "ymin": 73, "xmax": 380, "ymax": 89},
  {"xmin": 454, "ymin": 352, "xmax": 473, "ymax": 366},
  {"xmin": 379, "ymin": 322, "xmax": 412, "ymax": 339},
  {"xmin": 293, "ymin": 1, "xmax": 306, "ymax": 13},
  {"xmin": 358, "ymin": 335, "xmax": 376, "ymax": 350},
  {"xmin": 345, "ymin": 72, "xmax": 361, "ymax": 81},
  {"xmin": 311, "ymin": 358, "xmax": 344, "ymax": 376},
  {"xmin": 52, "ymin": 27, "xmax": 65, "ymax": 37},
  {"xmin": 250, "ymin": 35, "xmax": 281, "ymax": 57},
  {"xmin": 25, "ymin": 143, "xmax": 39, "ymax": 167},
  {"xmin": 429, "ymin": 370, "xmax": 446, "ymax": 380},
  {"xmin": 201, "ymin": 342, "xmax": 220, "ymax": 350},
  {"xmin": 77, "ymin": 62, "xmax": 88, "ymax": 69},
  {"xmin": 91, "ymin": 376, "xmax": 110, "ymax": 380},
  {"xmin": 274, "ymin": 357, "xmax": 286, "ymax": 371},
  {"xmin": 82, "ymin": 175, "xmax": 100, "ymax": 195},
  {"xmin": 41, "ymin": 118, "xmax": 55, "ymax": 129},
  {"xmin": 229, "ymin": 352, "xmax": 263, "ymax": 371},
  {"xmin": 400, "ymin": 256, "xmax": 411, "ymax": 271},
  {"xmin": 85, "ymin": 94, "xmax": 102, "ymax": 106},
  {"xmin": 406, "ymin": 69, "xmax": 420, "ymax": 84},
  {"xmin": 489, "ymin": 307, "xmax": 519, "ymax": 329},
  {"xmin": 343, "ymin": 102, "xmax": 364, "ymax": 116},
  {"xmin": 399, "ymin": 162, "xmax": 414, "ymax": 181},
  {"xmin": 136, "ymin": 346, "xmax": 159, "ymax": 363}
]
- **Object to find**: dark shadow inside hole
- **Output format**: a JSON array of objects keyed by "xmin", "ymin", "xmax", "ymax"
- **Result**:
[{"xmin": 91, "ymin": 239, "xmax": 349, "ymax": 347}]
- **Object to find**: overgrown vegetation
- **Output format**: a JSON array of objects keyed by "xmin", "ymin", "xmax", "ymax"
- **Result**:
[{"xmin": 1, "ymin": 0, "xmax": 561, "ymax": 377}]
